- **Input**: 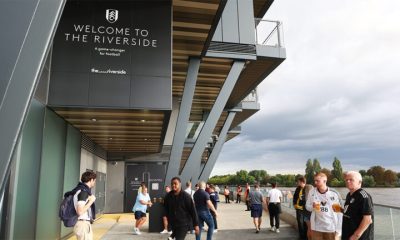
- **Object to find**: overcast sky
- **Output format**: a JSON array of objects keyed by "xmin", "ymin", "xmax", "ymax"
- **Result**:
[{"xmin": 211, "ymin": 0, "xmax": 400, "ymax": 176}]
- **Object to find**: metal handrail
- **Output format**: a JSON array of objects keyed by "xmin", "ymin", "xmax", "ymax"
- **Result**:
[{"xmin": 255, "ymin": 18, "xmax": 284, "ymax": 47}]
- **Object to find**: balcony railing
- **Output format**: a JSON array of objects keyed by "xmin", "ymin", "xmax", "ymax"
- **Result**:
[
  {"xmin": 255, "ymin": 18, "xmax": 284, "ymax": 47},
  {"xmin": 242, "ymin": 89, "xmax": 258, "ymax": 102}
]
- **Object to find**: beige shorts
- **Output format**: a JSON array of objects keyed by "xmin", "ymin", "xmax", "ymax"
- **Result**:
[{"xmin": 73, "ymin": 220, "xmax": 93, "ymax": 240}]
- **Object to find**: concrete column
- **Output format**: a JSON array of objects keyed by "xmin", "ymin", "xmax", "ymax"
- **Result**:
[
  {"xmin": 164, "ymin": 58, "xmax": 200, "ymax": 186},
  {"xmin": 180, "ymin": 61, "xmax": 245, "ymax": 184}
]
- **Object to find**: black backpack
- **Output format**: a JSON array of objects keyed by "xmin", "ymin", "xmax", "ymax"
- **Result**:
[{"xmin": 59, "ymin": 192, "xmax": 78, "ymax": 227}]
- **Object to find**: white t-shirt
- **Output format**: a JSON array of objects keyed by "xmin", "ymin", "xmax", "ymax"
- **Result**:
[
  {"xmin": 306, "ymin": 187, "xmax": 342, "ymax": 233},
  {"xmin": 184, "ymin": 187, "xmax": 194, "ymax": 198},
  {"xmin": 73, "ymin": 190, "xmax": 91, "ymax": 221},
  {"xmin": 267, "ymin": 188, "xmax": 282, "ymax": 203}
]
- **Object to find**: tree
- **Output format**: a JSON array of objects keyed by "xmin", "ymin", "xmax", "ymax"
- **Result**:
[
  {"xmin": 330, "ymin": 178, "xmax": 343, "ymax": 187},
  {"xmin": 362, "ymin": 175, "xmax": 376, "ymax": 187},
  {"xmin": 313, "ymin": 158, "xmax": 322, "ymax": 173},
  {"xmin": 331, "ymin": 157, "xmax": 344, "ymax": 182},
  {"xmin": 305, "ymin": 159, "xmax": 314, "ymax": 184},
  {"xmin": 367, "ymin": 166, "xmax": 385, "ymax": 185},
  {"xmin": 249, "ymin": 170, "xmax": 268, "ymax": 184},
  {"xmin": 359, "ymin": 170, "xmax": 367, "ymax": 177},
  {"xmin": 383, "ymin": 170, "xmax": 398, "ymax": 186}
]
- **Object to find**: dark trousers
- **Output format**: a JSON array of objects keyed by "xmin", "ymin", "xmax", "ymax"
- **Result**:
[
  {"xmin": 246, "ymin": 199, "xmax": 250, "ymax": 210},
  {"xmin": 236, "ymin": 194, "xmax": 241, "ymax": 203},
  {"xmin": 224, "ymin": 195, "xmax": 230, "ymax": 203},
  {"xmin": 268, "ymin": 203, "xmax": 281, "ymax": 229},
  {"xmin": 296, "ymin": 209, "xmax": 308, "ymax": 239},
  {"xmin": 171, "ymin": 225, "xmax": 189, "ymax": 240}
]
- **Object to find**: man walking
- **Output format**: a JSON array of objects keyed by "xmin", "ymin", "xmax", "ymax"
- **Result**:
[
  {"xmin": 267, "ymin": 182, "xmax": 282, "ymax": 233},
  {"xmin": 164, "ymin": 177, "xmax": 199, "ymax": 240},
  {"xmin": 293, "ymin": 176, "xmax": 308, "ymax": 239},
  {"xmin": 193, "ymin": 181, "xmax": 217, "ymax": 240},
  {"xmin": 248, "ymin": 184, "xmax": 265, "ymax": 233},
  {"xmin": 72, "ymin": 171, "xmax": 97, "ymax": 240},
  {"xmin": 342, "ymin": 171, "xmax": 374, "ymax": 240},
  {"xmin": 306, "ymin": 172, "xmax": 342, "ymax": 240}
]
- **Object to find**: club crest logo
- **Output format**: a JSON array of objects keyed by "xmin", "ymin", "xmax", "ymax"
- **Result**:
[{"xmin": 106, "ymin": 9, "xmax": 119, "ymax": 23}]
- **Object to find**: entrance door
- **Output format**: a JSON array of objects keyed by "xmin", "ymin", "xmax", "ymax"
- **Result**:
[{"xmin": 124, "ymin": 163, "xmax": 166, "ymax": 212}]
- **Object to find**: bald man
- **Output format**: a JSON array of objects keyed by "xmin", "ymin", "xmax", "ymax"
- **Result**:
[{"xmin": 342, "ymin": 171, "xmax": 374, "ymax": 240}]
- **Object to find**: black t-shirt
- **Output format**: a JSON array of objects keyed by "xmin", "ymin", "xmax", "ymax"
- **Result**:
[
  {"xmin": 193, "ymin": 189, "xmax": 210, "ymax": 212},
  {"xmin": 342, "ymin": 188, "xmax": 374, "ymax": 240}
]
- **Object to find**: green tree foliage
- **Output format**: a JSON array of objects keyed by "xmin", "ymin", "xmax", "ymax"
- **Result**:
[
  {"xmin": 305, "ymin": 159, "xmax": 314, "ymax": 184},
  {"xmin": 367, "ymin": 166, "xmax": 386, "ymax": 185},
  {"xmin": 384, "ymin": 170, "xmax": 398, "ymax": 186},
  {"xmin": 313, "ymin": 158, "xmax": 322, "ymax": 173},
  {"xmin": 359, "ymin": 170, "xmax": 367, "ymax": 177},
  {"xmin": 362, "ymin": 175, "xmax": 376, "ymax": 187},
  {"xmin": 249, "ymin": 170, "xmax": 268, "ymax": 184},
  {"xmin": 332, "ymin": 157, "xmax": 344, "ymax": 182},
  {"xmin": 330, "ymin": 178, "xmax": 342, "ymax": 187}
]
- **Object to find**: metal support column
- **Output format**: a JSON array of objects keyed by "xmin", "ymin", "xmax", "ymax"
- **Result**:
[
  {"xmin": 0, "ymin": 0, "xmax": 66, "ymax": 197},
  {"xmin": 198, "ymin": 110, "xmax": 238, "ymax": 182},
  {"xmin": 180, "ymin": 61, "xmax": 245, "ymax": 184},
  {"xmin": 164, "ymin": 58, "xmax": 200, "ymax": 186}
]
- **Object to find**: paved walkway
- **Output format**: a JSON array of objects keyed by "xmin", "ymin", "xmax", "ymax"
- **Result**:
[{"xmin": 85, "ymin": 201, "xmax": 298, "ymax": 240}]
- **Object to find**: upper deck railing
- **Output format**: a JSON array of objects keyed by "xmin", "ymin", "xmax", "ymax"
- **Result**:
[{"xmin": 255, "ymin": 18, "xmax": 284, "ymax": 47}]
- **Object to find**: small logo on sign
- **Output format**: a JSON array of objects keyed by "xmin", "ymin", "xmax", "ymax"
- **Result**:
[{"xmin": 106, "ymin": 9, "xmax": 119, "ymax": 23}]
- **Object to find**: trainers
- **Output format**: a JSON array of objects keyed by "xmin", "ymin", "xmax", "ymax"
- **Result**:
[
  {"xmin": 133, "ymin": 228, "xmax": 139, "ymax": 235},
  {"xmin": 213, "ymin": 229, "xmax": 218, "ymax": 233},
  {"xmin": 160, "ymin": 229, "xmax": 169, "ymax": 234},
  {"xmin": 276, "ymin": 228, "xmax": 280, "ymax": 233},
  {"xmin": 168, "ymin": 237, "xmax": 174, "ymax": 240},
  {"xmin": 256, "ymin": 228, "xmax": 260, "ymax": 233},
  {"xmin": 168, "ymin": 231, "xmax": 173, "ymax": 234},
  {"xmin": 269, "ymin": 226, "xmax": 276, "ymax": 232}
]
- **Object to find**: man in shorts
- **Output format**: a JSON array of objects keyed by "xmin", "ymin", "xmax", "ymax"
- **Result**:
[
  {"xmin": 249, "ymin": 184, "xmax": 265, "ymax": 233},
  {"xmin": 132, "ymin": 185, "xmax": 152, "ymax": 235}
]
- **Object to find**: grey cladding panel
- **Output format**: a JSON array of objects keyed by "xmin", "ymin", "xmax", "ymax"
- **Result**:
[
  {"xmin": 131, "ymin": 75, "xmax": 171, "ymax": 109},
  {"xmin": 48, "ymin": 72, "xmax": 89, "ymax": 106},
  {"xmin": 89, "ymin": 74, "xmax": 130, "ymax": 107},
  {"xmin": 0, "ymin": 0, "xmax": 38, "ymax": 104},
  {"xmin": 221, "ymin": 0, "xmax": 239, "ymax": 43},
  {"xmin": 238, "ymin": 0, "xmax": 256, "ymax": 45}
]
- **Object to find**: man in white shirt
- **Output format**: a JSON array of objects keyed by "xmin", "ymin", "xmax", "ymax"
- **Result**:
[
  {"xmin": 73, "ymin": 171, "xmax": 97, "ymax": 240},
  {"xmin": 306, "ymin": 172, "xmax": 342, "ymax": 240},
  {"xmin": 184, "ymin": 181, "xmax": 194, "ymax": 198},
  {"xmin": 266, "ymin": 182, "xmax": 282, "ymax": 233}
]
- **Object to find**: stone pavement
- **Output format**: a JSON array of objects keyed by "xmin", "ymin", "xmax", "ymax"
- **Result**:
[{"xmin": 95, "ymin": 201, "xmax": 298, "ymax": 240}]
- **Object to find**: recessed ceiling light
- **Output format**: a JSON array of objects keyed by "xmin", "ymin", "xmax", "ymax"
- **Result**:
[
  {"xmin": 144, "ymin": 138, "xmax": 148, "ymax": 141},
  {"xmin": 109, "ymin": 137, "xmax": 113, "ymax": 140},
  {"xmin": 140, "ymin": 119, "xmax": 146, "ymax": 122},
  {"xmin": 91, "ymin": 118, "xmax": 97, "ymax": 122}
]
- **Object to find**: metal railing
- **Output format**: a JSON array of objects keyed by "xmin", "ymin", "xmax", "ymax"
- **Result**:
[
  {"xmin": 255, "ymin": 18, "xmax": 284, "ymax": 47},
  {"xmin": 242, "ymin": 89, "xmax": 258, "ymax": 102}
]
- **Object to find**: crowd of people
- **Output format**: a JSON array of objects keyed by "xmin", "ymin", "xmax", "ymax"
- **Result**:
[{"xmin": 69, "ymin": 171, "xmax": 374, "ymax": 240}]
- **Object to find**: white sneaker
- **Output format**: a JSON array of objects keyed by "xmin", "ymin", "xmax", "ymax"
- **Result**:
[
  {"xmin": 136, "ymin": 228, "xmax": 141, "ymax": 235},
  {"xmin": 269, "ymin": 226, "xmax": 276, "ymax": 232},
  {"xmin": 276, "ymin": 228, "xmax": 280, "ymax": 233},
  {"xmin": 168, "ymin": 231, "xmax": 173, "ymax": 234},
  {"xmin": 168, "ymin": 237, "xmax": 174, "ymax": 240},
  {"xmin": 213, "ymin": 229, "xmax": 218, "ymax": 233},
  {"xmin": 133, "ymin": 228, "xmax": 139, "ymax": 235},
  {"xmin": 160, "ymin": 229, "xmax": 169, "ymax": 234}
]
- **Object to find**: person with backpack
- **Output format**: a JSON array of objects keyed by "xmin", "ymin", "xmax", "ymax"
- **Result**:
[{"xmin": 65, "ymin": 171, "xmax": 97, "ymax": 240}]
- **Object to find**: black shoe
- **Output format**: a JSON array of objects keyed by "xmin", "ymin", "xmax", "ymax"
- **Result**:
[{"xmin": 256, "ymin": 229, "xmax": 260, "ymax": 233}]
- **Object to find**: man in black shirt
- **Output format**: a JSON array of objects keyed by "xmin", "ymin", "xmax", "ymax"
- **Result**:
[
  {"xmin": 342, "ymin": 171, "xmax": 374, "ymax": 240},
  {"xmin": 193, "ymin": 181, "xmax": 217, "ymax": 240},
  {"xmin": 164, "ymin": 177, "xmax": 199, "ymax": 240},
  {"xmin": 293, "ymin": 176, "xmax": 308, "ymax": 239}
]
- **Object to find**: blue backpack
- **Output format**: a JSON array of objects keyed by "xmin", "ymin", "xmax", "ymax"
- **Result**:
[{"xmin": 59, "ymin": 192, "xmax": 78, "ymax": 227}]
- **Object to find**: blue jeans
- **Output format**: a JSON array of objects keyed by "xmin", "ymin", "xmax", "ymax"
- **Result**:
[{"xmin": 196, "ymin": 210, "xmax": 214, "ymax": 240}]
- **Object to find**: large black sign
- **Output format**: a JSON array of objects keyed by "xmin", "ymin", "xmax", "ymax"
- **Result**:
[{"xmin": 49, "ymin": 0, "xmax": 171, "ymax": 109}]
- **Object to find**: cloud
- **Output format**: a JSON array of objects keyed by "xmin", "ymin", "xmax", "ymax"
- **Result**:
[{"xmin": 212, "ymin": 0, "xmax": 400, "ymax": 176}]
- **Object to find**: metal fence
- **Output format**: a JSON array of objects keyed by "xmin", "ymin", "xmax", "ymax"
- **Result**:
[{"xmin": 255, "ymin": 18, "xmax": 284, "ymax": 47}]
